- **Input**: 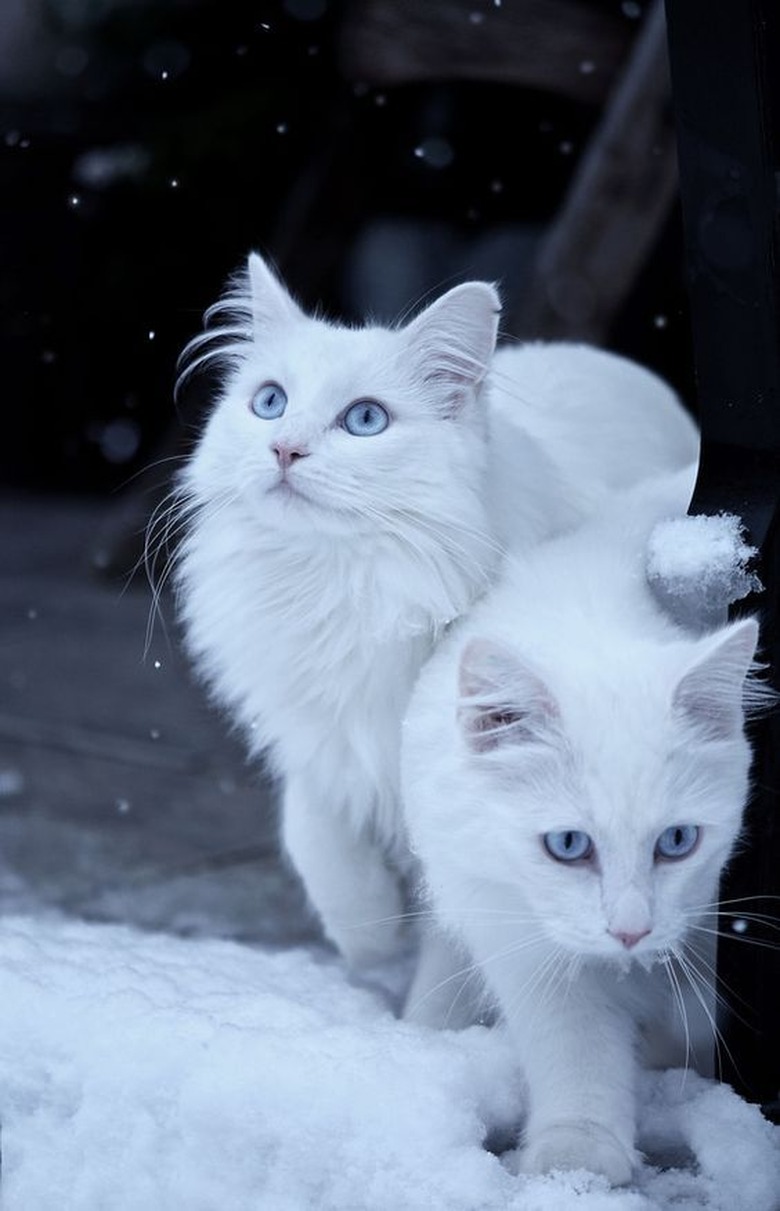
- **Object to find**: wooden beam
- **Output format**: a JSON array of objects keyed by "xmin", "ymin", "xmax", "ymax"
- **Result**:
[
  {"xmin": 511, "ymin": 0, "xmax": 676, "ymax": 342},
  {"xmin": 339, "ymin": 0, "xmax": 633, "ymax": 107}
]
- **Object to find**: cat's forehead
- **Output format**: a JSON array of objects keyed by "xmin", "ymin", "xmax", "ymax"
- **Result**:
[
  {"xmin": 525, "ymin": 671, "xmax": 686, "ymax": 821},
  {"xmin": 560, "ymin": 715, "xmax": 743, "ymax": 844},
  {"xmin": 245, "ymin": 318, "xmax": 409, "ymax": 402}
]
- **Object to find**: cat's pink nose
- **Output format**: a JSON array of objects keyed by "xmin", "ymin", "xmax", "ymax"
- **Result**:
[
  {"xmin": 609, "ymin": 927, "xmax": 652, "ymax": 950},
  {"xmin": 272, "ymin": 443, "xmax": 308, "ymax": 470}
]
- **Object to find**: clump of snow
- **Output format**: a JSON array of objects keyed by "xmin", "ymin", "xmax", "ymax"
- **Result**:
[
  {"xmin": 647, "ymin": 513, "xmax": 762, "ymax": 630},
  {"xmin": 640, "ymin": 1070, "xmax": 780, "ymax": 1210},
  {"xmin": 0, "ymin": 916, "xmax": 777, "ymax": 1210}
]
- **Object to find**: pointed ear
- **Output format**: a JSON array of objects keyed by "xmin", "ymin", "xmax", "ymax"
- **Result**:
[
  {"xmin": 404, "ymin": 282, "xmax": 501, "ymax": 415},
  {"xmin": 247, "ymin": 252, "xmax": 304, "ymax": 333},
  {"xmin": 458, "ymin": 637, "xmax": 559, "ymax": 754},
  {"xmin": 673, "ymin": 618, "xmax": 760, "ymax": 740}
]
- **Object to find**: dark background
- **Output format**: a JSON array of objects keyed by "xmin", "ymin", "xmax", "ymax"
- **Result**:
[{"xmin": 1, "ymin": 0, "xmax": 694, "ymax": 505}]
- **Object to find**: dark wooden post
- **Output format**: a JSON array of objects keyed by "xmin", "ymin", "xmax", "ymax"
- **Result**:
[
  {"xmin": 514, "ymin": 0, "xmax": 677, "ymax": 343},
  {"xmin": 664, "ymin": 0, "xmax": 780, "ymax": 1119}
]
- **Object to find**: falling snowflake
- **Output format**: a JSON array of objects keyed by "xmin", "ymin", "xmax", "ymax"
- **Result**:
[
  {"xmin": 413, "ymin": 137, "xmax": 454, "ymax": 169},
  {"xmin": 0, "ymin": 769, "xmax": 24, "ymax": 798}
]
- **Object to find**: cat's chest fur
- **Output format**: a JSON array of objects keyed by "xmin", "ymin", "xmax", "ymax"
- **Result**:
[{"xmin": 179, "ymin": 506, "xmax": 439, "ymax": 790}]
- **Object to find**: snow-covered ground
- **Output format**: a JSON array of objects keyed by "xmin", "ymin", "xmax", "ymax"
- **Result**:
[{"xmin": 0, "ymin": 915, "xmax": 777, "ymax": 1210}]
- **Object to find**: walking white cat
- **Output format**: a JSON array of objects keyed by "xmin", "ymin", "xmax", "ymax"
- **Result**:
[
  {"xmin": 170, "ymin": 252, "xmax": 697, "ymax": 972},
  {"xmin": 401, "ymin": 469, "xmax": 768, "ymax": 1184}
]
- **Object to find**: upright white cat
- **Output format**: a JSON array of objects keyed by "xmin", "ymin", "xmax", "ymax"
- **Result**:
[
  {"xmin": 401, "ymin": 469, "xmax": 767, "ymax": 1185},
  {"xmin": 171, "ymin": 252, "xmax": 697, "ymax": 972}
]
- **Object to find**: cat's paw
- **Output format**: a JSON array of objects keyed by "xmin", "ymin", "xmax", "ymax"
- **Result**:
[{"xmin": 514, "ymin": 1121, "xmax": 636, "ymax": 1187}]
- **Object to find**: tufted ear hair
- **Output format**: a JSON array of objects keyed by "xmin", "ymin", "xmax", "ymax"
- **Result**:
[
  {"xmin": 458, "ymin": 637, "xmax": 559, "ymax": 753},
  {"xmin": 247, "ymin": 252, "xmax": 305, "ymax": 333},
  {"xmin": 404, "ymin": 282, "xmax": 501, "ymax": 415},
  {"xmin": 672, "ymin": 617, "xmax": 761, "ymax": 741}
]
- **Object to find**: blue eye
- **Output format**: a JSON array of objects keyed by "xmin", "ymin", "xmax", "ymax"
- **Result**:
[
  {"xmin": 543, "ymin": 830, "xmax": 593, "ymax": 863},
  {"xmin": 342, "ymin": 400, "xmax": 389, "ymax": 437},
  {"xmin": 250, "ymin": 383, "xmax": 287, "ymax": 419},
  {"xmin": 655, "ymin": 825, "xmax": 700, "ymax": 861}
]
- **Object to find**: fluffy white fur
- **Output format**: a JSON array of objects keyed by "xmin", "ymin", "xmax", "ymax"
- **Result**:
[
  {"xmin": 170, "ymin": 251, "xmax": 698, "ymax": 971},
  {"xmin": 401, "ymin": 468, "xmax": 766, "ymax": 1185}
]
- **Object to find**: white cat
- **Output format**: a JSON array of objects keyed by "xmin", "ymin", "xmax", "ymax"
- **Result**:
[
  {"xmin": 170, "ymin": 252, "xmax": 697, "ymax": 972},
  {"xmin": 401, "ymin": 468, "xmax": 767, "ymax": 1185}
]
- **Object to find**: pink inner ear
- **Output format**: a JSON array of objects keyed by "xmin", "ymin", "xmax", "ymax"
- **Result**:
[
  {"xmin": 673, "ymin": 677, "xmax": 742, "ymax": 741},
  {"xmin": 459, "ymin": 639, "xmax": 557, "ymax": 709},
  {"xmin": 459, "ymin": 705, "xmax": 532, "ymax": 753},
  {"xmin": 405, "ymin": 282, "xmax": 500, "ymax": 411},
  {"xmin": 458, "ymin": 638, "xmax": 559, "ymax": 754},
  {"xmin": 672, "ymin": 617, "xmax": 760, "ymax": 741}
]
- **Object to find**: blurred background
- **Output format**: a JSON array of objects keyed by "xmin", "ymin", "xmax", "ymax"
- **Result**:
[
  {"xmin": 2, "ymin": 0, "xmax": 694, "ymax": 497},
  {"xmin": 0, "ymin": 0, "xmax": 697, "ymax": 943}
]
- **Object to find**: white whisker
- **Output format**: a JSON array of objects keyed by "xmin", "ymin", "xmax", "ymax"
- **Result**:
[
  {"xmin": 675, "ymin": 944, "xmax": 740, "ymax": 1083},
  {"xmin": 405, "ymin": 953, "xmax": 488, "ymax": 1028},
  {"xmin": 663, "ymin": 950, "xmax": 692, "ymax": 1080},
  {"xmin": 686, "ymin": 923, "xmax": 780, "ymax": 958},
  {"xmin": 142, "ymin": 482, "xmax": 241, "ymax": 656}
]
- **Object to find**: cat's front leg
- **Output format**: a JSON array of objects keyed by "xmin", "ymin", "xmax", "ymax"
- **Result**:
[
  {"xmin": 403, "ymin": 924, "xmax": 487, "ymax": 1029},
  {"xmin": 477, "ymin": 938, "xmax": 639, "ymax": 1186},
  {"xmin": 282, "ymin": 773, "xmax": 405, "ymax": 970}
]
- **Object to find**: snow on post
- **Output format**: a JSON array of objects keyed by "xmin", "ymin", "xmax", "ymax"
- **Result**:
[{"xmin": 647, "ymin": 513, "xmax": 763, "ymax": 631}]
